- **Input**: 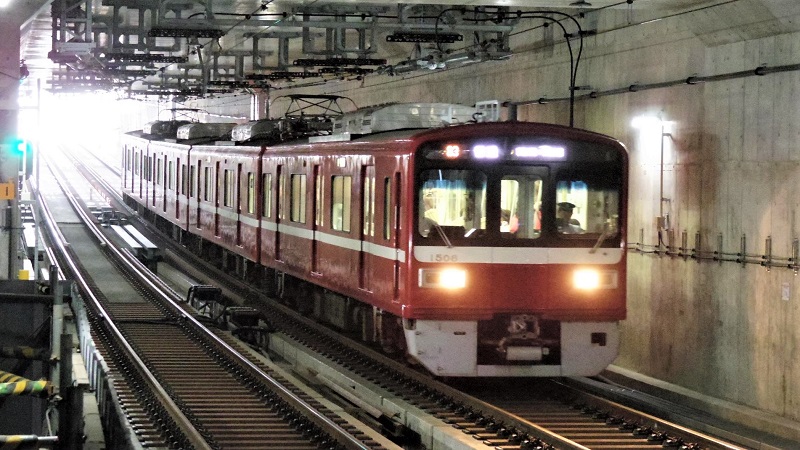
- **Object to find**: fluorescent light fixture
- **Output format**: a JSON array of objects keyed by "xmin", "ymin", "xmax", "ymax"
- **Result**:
[{"xmin": 631, "ymin": 115, "xmax": 662, "ymax": 130}]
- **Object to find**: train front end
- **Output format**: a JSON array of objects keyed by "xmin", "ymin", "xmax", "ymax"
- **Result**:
[{"xmin": 404, "ymin": 122, "xmax": 627, "ymax": 377}]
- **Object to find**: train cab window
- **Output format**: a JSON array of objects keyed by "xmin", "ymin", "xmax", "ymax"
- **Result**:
[
  {"xmin": 500, "ymin": 176, "xmax": 542, "ymax": 239},
  {"xmin": 262, "ymin": 173, "xmax": 272, "ymax": 218},
  {"xmin": 418, "ymin": 169, "xmax": 486, "ymax": 239},
  {"xmin": 555, "ymin": 180, "xmax": 620, "ymax": 235},
  {"xmin": 331, "ymin": 175, "xmax": 352, "ymax": 232},
  {"xmin": 290, "ymin": 174, "xmax": 306, "ymax": 223}
]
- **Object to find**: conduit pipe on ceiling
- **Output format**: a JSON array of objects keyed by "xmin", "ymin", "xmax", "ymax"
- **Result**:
[{"xmin": 512, "ymin": 63, "xmax": 800, "ymax": 107}]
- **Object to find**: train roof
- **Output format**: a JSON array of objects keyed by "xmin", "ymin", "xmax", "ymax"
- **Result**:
[{"xmin": 127, "ymin": 103, "xmax": 626, "ymax": 155}]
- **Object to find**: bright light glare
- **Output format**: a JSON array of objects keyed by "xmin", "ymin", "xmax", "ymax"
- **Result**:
[
  {"xmin": 631, "ymin": 115, "xmax": 673, "ymax": 132},
  {"xmin": 514, "ymin": 145, "xmax": 565, "ymax": 159},
  {"xmin": 573, "ymin": 269, "xmax": 601, "ymax": 290},
  {"xmin": 39, "ymin": 92, "xmax": 128, "ymax": 153},
  {"xmin": 439, "ymin": 268, "xmax": 467, "ymax": 289},
  {"xmin": 473, "ymin": 144, "xmax": 499, "ymax": 159},
  {"xmin": 0, "ymin": 0, "xmax": 10, "ymax": 8}
]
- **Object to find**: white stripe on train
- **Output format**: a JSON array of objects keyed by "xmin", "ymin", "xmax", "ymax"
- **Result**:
[{"xmin": 181, "ymin": 197, "xmax": 623, "ymax": 265}]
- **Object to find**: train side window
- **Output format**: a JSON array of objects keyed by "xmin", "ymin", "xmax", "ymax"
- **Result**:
[
  {"xmin": 215, "ymin": 162, "xmax": 221, "ymax": 206},
  {"xmin": 331, "ymin": 175, "xmax": 351, "ymax": 232},
  {"xmin": 157, "ymin": 158, "xmax": 163, "ymax": 185},
  {"xmin": 203, "ymin": 167, "xmax": 211, "ymax": 201},
  {"xmin": 188, "ymin": 165, "xmax": 195, "ymax": 197},
  {"xmin": 315, "ymin": 169, "xmax": 323, "ymax": 227},
  {"xmin": 168, "ymin": 161, "xmax": 174, "ymax": 190},
  {"xmin": 363, "ymin": 170, "xmax": 374, "ymax": 237},
  {"xmin": 278, "ymin": 172, "xmax": 286, "ymax": 219},
  {"xmin": 223, "ymin": 169, "xmax": 231, "ymax": 207},
  {"xmin": 290, "ymin": 174, "xmax": 306, "ymax": 223},
  {"xmin": 181, "ymin": 163, "xmax": 187, "ymax": 195},
  {"xmin": 383, "ymin": 177, "xmax": 391, "ymax": 240},
  {"xmin": 247, "ymin": 173, "xmax": 255, "ymax": 214},
  {"xmin": 262, "ymin": 173, "xmax": 272, "ymax": 218}
]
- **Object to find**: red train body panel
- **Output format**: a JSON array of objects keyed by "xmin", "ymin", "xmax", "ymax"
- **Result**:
[{"xmin": 122, "ymin": 106, "xmax": 628, "ymax": 377}]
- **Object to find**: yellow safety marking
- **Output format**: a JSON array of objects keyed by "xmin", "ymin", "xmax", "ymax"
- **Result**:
[
  {"xmin": 0, "ymin": 373, "xmax": 22, "ymax": 383},
  {"xmin": 0, "ymin": 181, "xmax": 15, "ymax": 200}
]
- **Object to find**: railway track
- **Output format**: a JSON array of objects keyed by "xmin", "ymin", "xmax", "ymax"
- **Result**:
[
  {"xmin": 66, "ymin": 142, "xmax": 756, "ymax": 450},
  {"xmin": 39, "ymin": 147, "xmax": 386, "ymax": 449}
]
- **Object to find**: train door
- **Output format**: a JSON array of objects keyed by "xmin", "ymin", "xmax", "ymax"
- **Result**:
[
  {"xmin": 359, "ymin": 164, "xmax": 375, "ymax": 291},
  {"xmin": 145, "ymin": 154, "xmax": 151, "ymax": 204},
  {"xmin": 175, "ymin": 158, "xmax": 181, "ymax": 220},
  {"xmin": 163, "ymin": 156, "xmax": 168, "ymax": 213},
  {"xmin": 275, "ymin": 164, "xmax": 283, "ymax": 261},
  {"xmin": 196, "ymin": 161, "xmax": 203, "ymax": 229},
  {"xmin": 214, "ymin": 161, "xmax": 221, "ymax": 236},
  {"xmin": 389, "ymin": 172, "xmax": 401, "ymax": 302},
  {"xmin": 153, "ymin": 156, "xmax": 158, "ymax": 207},
  {"xmin": 236, "ymin": 163, "xmax": 243, "ymax": 245},
  {"xmin": 133, "ymin": 149, "xmax": 139, "ymax": 197},
  {"xmin": 312, "ymin": 164, "xmax": 321, "ymax": 274},
  {"xmin": 181, "ymin": 161, "xmax": 188, "ymax": 222}
]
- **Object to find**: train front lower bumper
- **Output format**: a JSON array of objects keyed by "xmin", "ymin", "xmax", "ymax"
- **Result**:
[{"xmin": 403, "ymin": 319, "xmax": 619, "ymax": 377}]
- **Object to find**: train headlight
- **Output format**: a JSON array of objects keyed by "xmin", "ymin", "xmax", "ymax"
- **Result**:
[
  {"xmin": 573, "ymin": 269, "xmax": 618, "ymax": 290},
  {"xmin": 573, "ymin": 269, "xmax": 601, "ymax": 290},
  {"xmin": 418, "ymin": 268, "xmax": 467, "ymax": 289}
]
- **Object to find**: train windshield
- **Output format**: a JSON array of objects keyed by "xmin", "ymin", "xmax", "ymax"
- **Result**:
[
  {"xmin": 417, "ymin": 166, "xmax": 622, "ymax": 244},
  {"xmin": 555, "ymin": 179, "xmax": 620, "ymax": 236},
  {"xmin": 418, "ymin": 169, "xmax": 487, "ymax": 239}
]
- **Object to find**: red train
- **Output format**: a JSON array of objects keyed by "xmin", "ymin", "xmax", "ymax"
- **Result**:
[{"xmin": 122, "ymin": 103, "xmax": 628, "ymax": 377}]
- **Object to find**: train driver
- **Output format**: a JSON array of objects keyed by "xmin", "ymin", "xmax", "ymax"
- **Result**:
[{"xmin": 556, "ymin": 202, "xmax": 584, "ymax": 234}]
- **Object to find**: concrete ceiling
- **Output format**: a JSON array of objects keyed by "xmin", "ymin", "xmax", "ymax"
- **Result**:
[{"xmin": 6, "ymin": 0, "xmax": 779, "ymax": 96}]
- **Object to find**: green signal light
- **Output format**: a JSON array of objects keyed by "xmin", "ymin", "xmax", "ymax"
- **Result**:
[{"xmin": 5, "ymin": 138, "xmax": 29, "ymax": 155}]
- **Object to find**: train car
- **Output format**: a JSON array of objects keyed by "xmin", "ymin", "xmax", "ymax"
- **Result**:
[
  {"xmin": 187, "ymin": 143, "xmax": 263, "ymax": 264},
  {"xmin": 122, "ymin": 120, "xmax": 191, "ymax": 214},
  {"xmin": 121, "ymin": 130, "xmax": 149, "ymax": 207},
  {"xmin": 126, "ymin": 103, "xmax": 628, "ymax": 377}
]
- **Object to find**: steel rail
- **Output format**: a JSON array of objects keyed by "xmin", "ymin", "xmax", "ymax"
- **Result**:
[
  {"xmin": 38, "ymin": 153, "xmax": 213, "ymax": 450},
  {"xmin": 65, "ymin": 145, "xmax": 374, "ymax": 450}
]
